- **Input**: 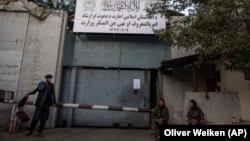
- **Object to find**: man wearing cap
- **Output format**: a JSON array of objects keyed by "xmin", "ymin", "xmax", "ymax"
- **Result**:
[{"xmin": 24, "ymin": 74, "xmax": 57, "ymax": 137}]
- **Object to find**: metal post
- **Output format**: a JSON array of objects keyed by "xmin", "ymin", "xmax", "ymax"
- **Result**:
[{"xmin": 67, "ymin": 67, "xmax": 77, "ymax": 127}]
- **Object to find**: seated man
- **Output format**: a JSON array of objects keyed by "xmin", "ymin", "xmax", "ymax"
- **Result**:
[
  {"xmin": 187, "ymin": 99, "xmax": 205, "ymax": 125},
  {"xmin": 151, "ymin": 98, "xmax": 169, "ymax": 140}
]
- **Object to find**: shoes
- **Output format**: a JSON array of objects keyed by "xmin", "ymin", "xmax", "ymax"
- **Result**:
[
  {"xmin": 25, "ymin": 132, "xmax": 32, "ymax": 136},
  {"xmin": 37, "ymin": 133, "xmax": 44, "ymax": 137},
  {"xmin": 155, "ymin": 135, "xmax": 160, "ymax": 141},
  {"xmin": 25, "ymin": 131, "xmax": 44, "ymax": 137}
]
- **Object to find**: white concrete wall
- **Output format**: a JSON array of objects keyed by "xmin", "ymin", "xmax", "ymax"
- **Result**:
[
  {"xmin": 215, "ymin": 60, "xmax": 250, "ymax": 121},
  {"xmin": 183, "ymin": 91, "xmax": 241, "ymax": 124},
  {"xmin": 0, "ymin": 11, "xmax": 67, "ymax": 128},
  {"xmin": 0, "ymin": 11, "xmax": 30, "ymax": 127},
  {"xmin": 163, "ymin": 79, "xmax": 241, "ymax": 125},
  {"xmin": 0, "ymin": 12, "xmax": 29, "ymax": 91}
]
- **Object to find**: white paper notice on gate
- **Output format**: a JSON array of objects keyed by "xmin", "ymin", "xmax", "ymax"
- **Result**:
[{"xmin": 133, "ymin": 79, "xmax": 140, "ymax": 89}]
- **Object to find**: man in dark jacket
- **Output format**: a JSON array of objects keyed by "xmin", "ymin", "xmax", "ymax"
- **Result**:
[
  {"xmin": 25, "ymin": 74, "xmax": 57, "ymax": 137},
  {"xmin": 187, "ymin": 99, "xmax": 205, "ymax": 125},
  {"xmin": 151, "ymin": 98, "xmax": 169, "ymax": 140}
]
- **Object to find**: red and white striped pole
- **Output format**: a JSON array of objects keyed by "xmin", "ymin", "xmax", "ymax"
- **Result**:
[
  {"xmin": 0, "ymin": 99, "xmax": 153, "ymax": 113},
  {"xmin": 1, "ymin": 99, "xmax": 153, "ymax": 133}
]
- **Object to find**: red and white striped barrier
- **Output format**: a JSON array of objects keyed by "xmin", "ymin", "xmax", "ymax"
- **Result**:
[
  {"xmin": 1, "ymin": 98, "xmax": 152, "ymax": 133},
  {"xmin": 1, "ymin": 88, "xmax": 153, "ymax": 133},
  {"xmin": 0, "ymin": 99, "xmax": 153, "ymax": 113}
]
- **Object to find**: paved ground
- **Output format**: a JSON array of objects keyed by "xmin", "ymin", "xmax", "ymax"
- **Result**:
[{"xmin": 0, "ymin": 127, "xmax": 155, "ymax": 141}]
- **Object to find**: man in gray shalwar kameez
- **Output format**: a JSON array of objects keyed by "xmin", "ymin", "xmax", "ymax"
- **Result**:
[{"xmin": 25, "ymin": 74, "xmax": 57, "ymax": 137}]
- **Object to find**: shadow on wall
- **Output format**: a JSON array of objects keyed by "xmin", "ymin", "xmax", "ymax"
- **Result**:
[{"xmin": 183, "ymin": 91, "xmax": 241, "ymax": 125}]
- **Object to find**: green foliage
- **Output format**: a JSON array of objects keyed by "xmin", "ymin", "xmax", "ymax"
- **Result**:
[
  {"xmin": 31, "ymin": 0, "xmax": 76, "ymax": 13},
  {"xmin": 147, "ymin": 0, "xmax": 250, "ymax": 72}
]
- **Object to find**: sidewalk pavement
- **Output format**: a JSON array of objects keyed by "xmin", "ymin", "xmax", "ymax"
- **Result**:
[{"xmin": 0, "ymin": 127, "xmax": 155, "ymax": 141}]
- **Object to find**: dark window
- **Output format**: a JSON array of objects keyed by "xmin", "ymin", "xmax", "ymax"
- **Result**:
[{"xmin": 245, "ymin": 69, "xmax": 250, "ymax": 80}]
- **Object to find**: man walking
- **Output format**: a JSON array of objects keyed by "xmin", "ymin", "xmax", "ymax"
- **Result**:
[{"xmin": 25, "ymin": 74, "xmax": 57, "ymax": 137}]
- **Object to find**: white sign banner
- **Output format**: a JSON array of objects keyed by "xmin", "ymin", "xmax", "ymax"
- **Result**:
[{"xmin": 73, "ymin": 0, "xmax": 166, "ymax": 34}]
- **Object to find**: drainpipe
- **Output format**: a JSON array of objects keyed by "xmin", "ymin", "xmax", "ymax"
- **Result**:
[
  {"xmin": 157, "ymin": 71, "xmax": 163, "ymax": 100},
  {"xmin": 192, "ymin": 63, "xmax": 197, "ymax": 92}
]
